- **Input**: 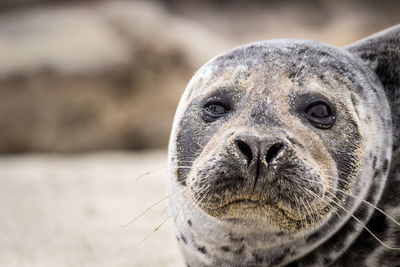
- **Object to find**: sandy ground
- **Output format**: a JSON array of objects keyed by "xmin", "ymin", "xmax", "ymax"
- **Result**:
[{"xmin": 0, "ymin": 150, "xmax": 184, "ymax": 267}]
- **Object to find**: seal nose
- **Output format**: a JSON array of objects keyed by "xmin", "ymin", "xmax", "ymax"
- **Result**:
[
  {"xmin": 264, "ymin": 142, "xmax": 284, "ymax": 164},
  {"xmin": 234, "ymin": 136, "xmax": 286, "ymax": 166},
  {"xmin": 235, "ymin": 139, "xmax": 254, "ymax": 164}
]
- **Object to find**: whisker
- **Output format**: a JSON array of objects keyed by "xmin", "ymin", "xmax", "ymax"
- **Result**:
[
  {"xmin": 298, "ymin": 176, "xmax": 400, "ymax": 229},
  {"xmin": 183, "ymin": 184, "xmax": 211, "ymax": 221},
  {"xmin": 296, "ymin": 176, "xmax": 400, "ymax": 250},
  {"xmin": 299, "ymin": 184, "xmax": 342, "ymax": 219},
  {"xmin": 121, "ymin": 187, "xmax": 186, "ymax": 228},
  {"xmin": 325, "ymin": 191, "xmax": 400, "ymax": 250},
  {"xmin": 133, "ymin": 215, "xmax": 172, "ymax": 247},
  {"xmin": 134, "ymin": 166, "xmax": 167, "ymax": 181},
  {"xmin": 174, "ymin": 188, "xmax": 194, "ymax": 223},
  {"xmin": 134, "ymin": 164, "xmax": 194, "ymax": 181}
]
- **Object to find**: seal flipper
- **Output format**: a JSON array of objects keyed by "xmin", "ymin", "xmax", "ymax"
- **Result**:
[{"xmin": 345, "ymin": 25, "xmax": 400, "ymax": 151}]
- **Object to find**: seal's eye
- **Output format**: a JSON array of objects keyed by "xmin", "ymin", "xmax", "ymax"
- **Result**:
[
  {"xmin": 206, "ymin": 103, "xmax": 227, "ymax": 114},
  {"xmin": 304, "ymin": 102, "xmax": 335, "ymax": 129},
  {"xmin": 203, "ymin": 101, "xmax": 230, "ymax": 121},
  {"xmin": 307, "ymin": 104, "xmax": 329, "ymax": 118}
]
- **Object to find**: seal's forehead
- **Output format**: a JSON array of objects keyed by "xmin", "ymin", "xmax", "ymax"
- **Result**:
[
  {"xmin": 207, "ymin": 39, "xmax": 352, "ymax": 70},
  {"xmin": 188, "ymin": 39, "xmax": 363, "ymax": 97}
]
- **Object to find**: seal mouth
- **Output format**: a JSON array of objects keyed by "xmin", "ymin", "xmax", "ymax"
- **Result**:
[
  {"xmin": 220, "ymin": 198, "xmax": 268, "ymax": 209},
  {"xmin": 204, "ymin": 195, "xmax": 330, "ymax": 231},
  {"xmin": 224, "ymin": 195, "xmax": 277, "ymax": 205},
  {"xmin": 206, "ymin": 198, "xmax": 303, "ymax": 229},
  {"xmin": 208, "ymin": 196, "xmax": 281, "ymax": 217}
]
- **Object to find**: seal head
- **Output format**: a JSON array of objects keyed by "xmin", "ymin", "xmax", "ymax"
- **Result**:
[{"xmin": 168, "ymin": 26, "xmax": 399, "ymax": 266}]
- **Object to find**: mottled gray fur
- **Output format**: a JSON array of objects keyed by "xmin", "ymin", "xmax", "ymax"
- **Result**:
[{"xmin": 168, "ymin": 25, "xmax": 400, "ymax": 266}]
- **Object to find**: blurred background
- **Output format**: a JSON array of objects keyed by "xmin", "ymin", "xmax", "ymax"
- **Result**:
[{"xmin": 0, "ymin": 0, "xmax": 398, "ymax": 266}]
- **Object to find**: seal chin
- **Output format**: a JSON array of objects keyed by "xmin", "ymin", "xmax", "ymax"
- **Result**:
[
  {"xmin": 208, "ymin": 198, "xmax": 274, "ymax": 217},
  {"xmin": 200, "ymin": 194, "xmax": 332, "ymax": 232}
]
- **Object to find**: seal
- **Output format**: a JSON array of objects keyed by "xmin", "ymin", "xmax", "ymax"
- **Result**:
[{"xmin": 168, "ymin": 25, "xmax": 400, "ymax": 266}]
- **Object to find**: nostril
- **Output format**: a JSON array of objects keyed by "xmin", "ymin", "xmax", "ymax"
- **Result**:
[
  {"xmin": 235, "ymin": 139, "xmax": 253, "ymax": 164},
  {"xmin": 265, "ymin": 143, "xmax": 284, "ymax": 164}
]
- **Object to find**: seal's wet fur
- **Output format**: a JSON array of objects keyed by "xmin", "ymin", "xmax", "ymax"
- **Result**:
[{"xmin": 168, "ymin": 25, "xmax": 400, "ymax": 266}]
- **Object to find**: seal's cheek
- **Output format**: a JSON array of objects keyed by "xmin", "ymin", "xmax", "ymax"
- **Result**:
[
  {"xmin": 185, "ymin": 130, "xmax": 238, "ymax": 190},
  {"xmin": 174, "ymin": 109, "xmax": 221, "ymax": 186},
  {"xmin": 174, "ymin": 92, "xmax": 242, "ymax": 186},
  {"xmin": 293, "ymin": 134, "xmax": 339, "ymax": 192}
]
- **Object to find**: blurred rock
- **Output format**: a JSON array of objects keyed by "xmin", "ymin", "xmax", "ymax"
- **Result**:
[
  {"xmin": 0, "ymin": 1, "xmax": 232, "ymax": 152},
  {"xmin": 0, "ymin": 0, "xmax": 397, "ymax": 152}
]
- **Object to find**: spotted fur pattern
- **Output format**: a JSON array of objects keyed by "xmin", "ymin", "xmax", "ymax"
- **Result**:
[{"xmin": 168, "ymin": 25, "xmax": 400, "ymax": 266}]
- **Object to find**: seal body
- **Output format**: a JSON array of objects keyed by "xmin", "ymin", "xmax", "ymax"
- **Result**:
[{"xmin": 168, "ymin": 25, "xmax": 400, "ymax": 266}]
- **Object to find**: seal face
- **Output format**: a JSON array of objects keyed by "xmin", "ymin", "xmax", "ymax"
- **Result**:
[
  {"xmin": 168, "ymin": 25, "xmax": 399, "ymax": 266},
  {"xmin": 181, "ymin": 47, "xmax": 363, "ymax": 231}
]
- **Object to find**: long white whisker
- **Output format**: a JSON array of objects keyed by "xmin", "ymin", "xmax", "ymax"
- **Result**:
[
  {"xmin": 325, "ymin": 191, "xmax": 400, "ymax": 250},
  {"xmin": 121, "ymin": 187, "xmax": 186, "ymax": 228},
  {"xmin": 133, "ymin": 215, "xmax": 172, "ymax": 247},
  {"xmin": 298, "ymin": 176, "xmax": 400, "ymax": 229}
]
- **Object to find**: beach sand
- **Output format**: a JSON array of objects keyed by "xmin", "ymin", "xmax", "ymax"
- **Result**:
[{"xmin": 0, "ymin": 150, "xmax": 184, "ymax": 267}]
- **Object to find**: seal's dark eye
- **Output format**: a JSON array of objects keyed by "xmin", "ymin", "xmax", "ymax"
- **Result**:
[
  {"xmin": 304, "ymin": 102, "xmax": 335, "ymax": 129},
  {"xmin": 307, "ymin": 104, "xmax": 329, "ymax": 118},
  {"xmin": 203, "ymin": 101, "xmax": 230, "ymax": 121},
  {"xmin": 206, "ymin": 104, "xmax": 227, "ymax": 115}
]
